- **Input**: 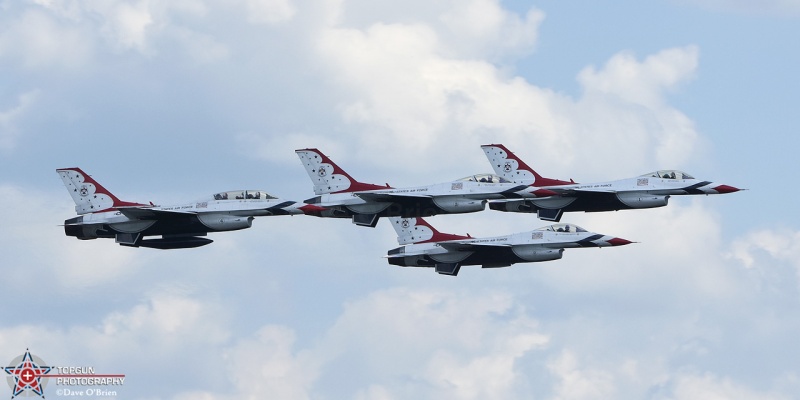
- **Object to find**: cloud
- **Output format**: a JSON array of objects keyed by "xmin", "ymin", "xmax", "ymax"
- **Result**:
[
  {"xmin": 2, "ymin": 1, "xmax": 701, "ymax": 178},
  {"xmin": 316, "ymin": 7, "xmax": 702, "ymax": 178},
  {"xmin": 577, "ymin": 47, "xmax": 699, "ymax": 107},
  {"xmin": 437, "ymin": 0, "xmax": 544, "ymax": 60},
  {"xmin": 0, "ymin": 1, "xmax": 224, "ymax": 67},
  {"xmin": 3, "ymin": 206, "xmax": 798, "ymax": 400},
  {"xmin": 679, "ymin": 0, "xmax": 800, "ymax": 17},
  {"xmin": 538, "ymin": 202, "xmax": 734, "ymax": 298},
  {"xmin": 220, "ymin": 326, "xmax": 320, "ymax": 400},
  {"xmin": 315, "ymin": 288, "xmax": 548, "ymax": 399},
  {"xmin": 89, "ymin": 1, "xmax": 156, "ymax": 53},
  {"xmin": 163, "ymin": 288, "xmax": 547, "ymax": 399},
  {"xmin": 236, "ymin": 131, "xmax": 349, "ymax": 164},
  {"xmin": 656, "ymin": 372, "xmax": 791, "ymax": 400},
  {"xmin": 0, "ymin": 9, "xmax": 93, "ymax": 69},
  {"xmin": 728, "ymin": 228, "xmax": 800, "ymax": 270},
  {"xmin": 0, "ymin": 184, "xmax": 143, "ymax": 290},
  {"xmin": 726, "ymin": 228, "xmax": 800, "ymax": 300},
  {"xmin": 245, "ymin": 0, "xmax": 297, "ymax": 24},
  {"xmin": 98, "ymin": 289, "xmax": 231, "ymax": 349},
  {"xmin": 0, "ymin": 289, "xmax": 231, "ymax": 397},
  {"xmin": 0, "ymin": 90, "xmax": 39, "ymax": 151},
  {"xmin": 171, "ymin": 27, "xmax": 231, "ymax": 62},
  {"xmin": 328, "ymin": 0, "xmax": 542, "ymax": 60},
  {"xmin": 546, "ymin": 350, "xmax": 616, "ymax": 400},
  {"xmin": 0, "ymin": 1, "xmax": 795, "ymax": 399}
]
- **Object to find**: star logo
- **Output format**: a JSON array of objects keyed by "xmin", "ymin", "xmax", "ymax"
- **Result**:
[
  {"xmin": 503, "ymin": 162, "xmax": 512, "ymax": 173},
  {"xmin": 317, "ymin": 167, "xmax": 327, "ymax": 177},
  {"xmin": 79, "ymin": 186, "xmax": 89, "ymax": 196},
  {"xmin": 401, "ymin": 219, "xmax": 410, "ymax": 229},
  {"xmin": 4, "ymin": 349, "xmax": 51, "ymax": 398}
]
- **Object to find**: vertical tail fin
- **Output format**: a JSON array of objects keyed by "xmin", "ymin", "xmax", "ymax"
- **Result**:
[
  {"xmin": 480, "ymin": 144, "xmax": 574, "ymax": 186},
  {"xmin": 389, "ymin": 217, "xmax": 470, "ymax": 245},
  {"xmin": 295, "ymin": 148, "xmax": 389, "ymax": 195},
  {"xmin": 56, "ymin": 168, "xmax": 147, "ymax": 214}
]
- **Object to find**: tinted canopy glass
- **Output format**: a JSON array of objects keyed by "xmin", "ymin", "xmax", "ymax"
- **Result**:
[
  {"xmin": 211, "ymin": 190, "xmax": 277, "ymax": 201},
  {"xmin": 642, "ymin": 170, "xmax": 694, "ymax": 180},
  {"xmin": 536, "ymin": 223, "xmax": 587, "ymax": 233},
  {"xmin": 458, "ymin": 174, "xmax": 511, "ymax": 183}
]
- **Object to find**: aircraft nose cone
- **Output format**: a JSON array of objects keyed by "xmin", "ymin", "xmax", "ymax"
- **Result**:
[
  {"xmin": 607, "ymin": 237, "xmax": 634, "ymax": 246},
  {"xmin": 299, "ymin": 204, "xmax": 326, "ymax": 216},
  {"xmin": 713, "ymin": 184, "xmax": 741, "ymax": 194}
]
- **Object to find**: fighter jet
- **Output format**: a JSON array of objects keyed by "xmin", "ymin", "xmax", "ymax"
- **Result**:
[
  {"xmin": 386, "ymin": 217, "xmax": 634, "ymax": 276},
  {"xmin": 481, "ymin": 144, "xmax": 742, "ymax": 222},
  {"xmin": 57, "ymin": 167, "xmax": 325, "ymax": 249},
  {"xmin": 295, "ymin": 148, "xmax": 557, "ymax": 227}
]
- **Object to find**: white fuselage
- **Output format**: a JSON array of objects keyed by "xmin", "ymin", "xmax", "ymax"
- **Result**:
[
  {"xmin": 65, "ymin": 192, "xmax": 309, "ymax": 242},
  {"xmin": 309, "ymin": 179, "xmax": 539, "ymax": 214},
  {"xmin": 388, "ymin": 224, "xmax": 627, "ymax": 270},
  {"xmin": 488, "ymin": 173, "xmax": 738, "ymax": 221}
]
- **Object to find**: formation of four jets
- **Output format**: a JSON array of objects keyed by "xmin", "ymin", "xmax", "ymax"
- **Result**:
[{"xmin": 57, "ymin": 144, "xmax": 741, "ymax": 276}]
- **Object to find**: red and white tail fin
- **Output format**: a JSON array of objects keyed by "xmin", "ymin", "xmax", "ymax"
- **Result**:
[
  {"xmin": 295, "ymin": 148, "xmax": 389, "ymax": 195},
  {"xmin": 481, "ymin": 144, "xmax": 574, "ymax": 186},
  {"xmin": 390, "ymin": 217, "xmax": 471, "ymax": 245},
  {"xmin": 56, "ymin": 168, "xmax": 147, "ymax": 214}
]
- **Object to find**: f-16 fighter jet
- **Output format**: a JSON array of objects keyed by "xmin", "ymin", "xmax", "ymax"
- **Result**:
[
  {"xmin": 481, "ymin": 144, "xmax": 742, "ymax": 222},
  {"xmin": 386, "ymin": 217, "xmax": 634, "ymax": 276},
  {"xmin": 295, "ymin": 148, "xmax": 557, "ymax": 227},
  {"xmin": 57, "ymin": 167, "xmax": 324, "ymax": 249}
]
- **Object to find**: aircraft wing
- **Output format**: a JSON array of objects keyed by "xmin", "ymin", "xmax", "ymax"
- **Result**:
[
  {"xmin": 354, "ymin": 192, "xmax": 433, "ymax": 202},
  {"xmin": 571, "ymin": 188, "xmax": 615, "ymax": 194},
  {"xmin": 549, "ymin": 187, "xmax": 615, "ymax": 195},
  {"xmin": 355, "ymin": 192, "xmax": 522, "ymax": 202},
  {"xmin": 438, "ymin": 242, "xmax": 512, "ymax": 251},
  {"xmin": 117, "ymin": 207, "xmax": 196, "ymax": 220}
]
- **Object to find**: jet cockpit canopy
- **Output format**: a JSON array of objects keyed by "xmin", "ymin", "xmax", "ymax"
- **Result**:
[
  {"xmin": 458, "ymin": 173, "xmax": 511, "ymax": 184},
  {"xmin": 536, "ymin": 223, "xmax": 587, "ymax": 233},
  {"xmin": 211, "ymin": 190, "xmax": 277, "ymax": 201},
  {"xmin": 642, "ymin": 170, "xmax": 694, "ymax": 180}
]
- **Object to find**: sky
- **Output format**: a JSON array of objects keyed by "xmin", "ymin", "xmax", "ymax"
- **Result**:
[{"xmin": 1, "ymin": 0, "xmax": 799, "ymax": 399}]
